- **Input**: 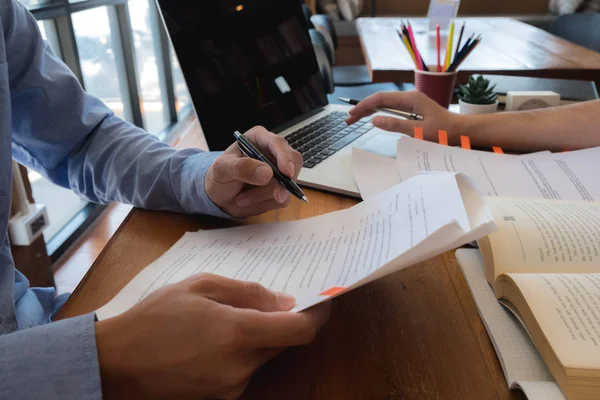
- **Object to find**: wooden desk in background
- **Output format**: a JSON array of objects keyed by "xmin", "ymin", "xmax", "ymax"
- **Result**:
[
  {"xmin": 58, "ymin": 187, "xmax": 524, "ymax": 399},
  {"xmin": 357, "ymin": 17, "xmax": 600, "ymax": 87}
]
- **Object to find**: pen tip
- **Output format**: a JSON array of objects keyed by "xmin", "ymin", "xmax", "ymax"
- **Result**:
[{"xmin": 302, "ymin": 196, "xmax": 309, "ymax": 203}]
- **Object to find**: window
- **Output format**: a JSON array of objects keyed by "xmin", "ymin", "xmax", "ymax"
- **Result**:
[
  {"xmin": 171, "ymin": 47, "xmax": 192, "ymax": 113},
  {"xmin": 28, "ymin": 171, "xmax": 89, "ymax": 242},
  {"xmin": 23, "ymin": 0, "xmax": 194, "ymax": 259},
  {"xmin": 37, "ymin": 20, "xmax": 62, "ymax": 58},
  {"xmin": 72, "ymin": 7, "xmax": 128, "ymax": 120},
  {"xmin": 128, "ymin": 0, "xmax": 170, "ymax": 134}
]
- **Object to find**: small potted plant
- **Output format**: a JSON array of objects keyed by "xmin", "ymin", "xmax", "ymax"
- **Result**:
[{"xmin": 458, "ymin": 75, "xmax": 498, "ymax": 115}]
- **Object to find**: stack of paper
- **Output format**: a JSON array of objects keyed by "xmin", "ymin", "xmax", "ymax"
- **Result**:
[{"xmin": 352, "ymin": 136, "xmax": 600, "ymax": 201}]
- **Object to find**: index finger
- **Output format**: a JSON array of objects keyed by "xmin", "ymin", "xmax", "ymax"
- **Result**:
[
  {"xmin": 237, "ymin": 302, "xmax": 332, "ymax": 348},
  {"xmin": 244, "ymin": 126, "xmax": 303, "ymax": 179},
  {"xmin": 345, "ymin": 91, "xmax": 417, "ymax": 125}
]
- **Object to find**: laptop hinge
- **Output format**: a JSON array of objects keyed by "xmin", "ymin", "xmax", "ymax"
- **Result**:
[{"xmin": 273, "ymin": 107, "xmax": 326, "ymax": 134}]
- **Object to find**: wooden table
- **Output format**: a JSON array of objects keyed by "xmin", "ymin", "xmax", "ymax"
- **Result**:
[
  {"xmin": 357, "ymin": 17, "xmax": 600, "ymax": 85},
  {"xmin": 57, "ymin": 187, "xmax": 524, "ymax": 399}
]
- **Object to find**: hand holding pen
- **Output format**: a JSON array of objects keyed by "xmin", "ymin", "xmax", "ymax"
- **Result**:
[
  {"xmin": 344, "ymin": 91, "xmax": 453, "ymax": 140},
  {"xmin": 234, "ymin": 130, "xmax": 308, "ymax": 203},
  {"xmin": 204, "ymin": 126, "xmax": 305, "ymax": 218}
]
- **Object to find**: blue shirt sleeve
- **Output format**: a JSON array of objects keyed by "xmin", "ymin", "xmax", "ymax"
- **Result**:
[
  {"xmin": 7, "ymin": 0, "xmax": 229, "ymax": 218},
  {"xmin": 0, "ymin": 313, "xmax": 102, "ymax": 400}
]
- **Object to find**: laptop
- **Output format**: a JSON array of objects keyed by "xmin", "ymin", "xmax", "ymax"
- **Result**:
[{"xmin": 158, "ymin": 0, "xmax": 404, "ymax": 197}]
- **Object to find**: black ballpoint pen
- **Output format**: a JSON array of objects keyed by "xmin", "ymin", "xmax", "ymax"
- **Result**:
[{"xmin": 233, "ymin": 131, "xmax": 309, "ymax": 203}]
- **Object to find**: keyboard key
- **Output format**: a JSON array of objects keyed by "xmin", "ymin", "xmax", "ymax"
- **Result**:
[
  {"xmin": 303, "ymin": 161, "xmax": 316, "ymax": 169},
  {"xmin": 303, "ymin": 151, "xmax": 316, "ymax": 158},
  {"xmin": 329, "ymin": 131, "xmax": 364, "ymax": 151},
  {"xmin": 312, "ymin": 154, "xmax": 328, "ymax": 161},
  {"xmin": 364, "ymin": 123, "xmax": 374, "ymax": 129},
  {"xmin": 320, "ymin": 149, "xmax": 335, "ymax": 156}
]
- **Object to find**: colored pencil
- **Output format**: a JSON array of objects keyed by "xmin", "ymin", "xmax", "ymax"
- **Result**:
[
  {"xmin": 447, "ymin": 36, "xmax": 481, "ymax": 72},
  {"xmin": 397, "ymin": 29, "xmax": 418, "ymax": 68},
  {"xmin": 436, "ymin": 24, "xmax": 441, "ymax": 72},
  {"xmin": 454, "ymin": 22, "xmax": 465, "ymax": 61},
  {"xmin": 406, "ymin": 21, "xmax": 424, "ymax": 70},
  {"xmin": 447, "ymin": 32, "xmax": 474, "ymax": 71},
  {"xmin": 444, "ymin": 20, "xmax": 455, "ymax": 71}
]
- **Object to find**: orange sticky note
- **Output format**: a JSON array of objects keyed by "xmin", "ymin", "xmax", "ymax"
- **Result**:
[
  {"xmin": 438, "ymin": 130, "xmax": 448, "ymax": 146},
  {"xmin": 319, "ymin": 287, "xmax": 346, "ymax": 297},
  {"xmin": 413, "ymin": 127, "xmax": 424, "ymax": 140},
  {"xmin": 492, "ymin": 146, "xmax": 504, "ymax": 154},
  {"xmin": 460, "ymin": 135, "xmax": 471, "ymax": 150}
]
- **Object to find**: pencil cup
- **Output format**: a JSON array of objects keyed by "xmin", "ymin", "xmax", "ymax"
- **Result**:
[{"xmin": 414, "ymin": 67, "xmax": 458, "ymax": 109}]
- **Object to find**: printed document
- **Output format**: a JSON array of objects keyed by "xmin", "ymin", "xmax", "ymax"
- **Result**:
[
  {"xmin": 97, "ymin": 173, "xmax": 496, "ymax": 319},
  {"xmin": 395, "ymin": 137, "xmax": 600, "ymax": 200}
]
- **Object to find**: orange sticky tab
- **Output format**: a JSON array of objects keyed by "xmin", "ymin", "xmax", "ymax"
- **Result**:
[
  {"xmin": 413, "ymin": 127, "xmax": 424, "ymax": 140},
  {"xmin": 492, "ymin": 146, "xmax": 504, "ymax": 154},
  {"xmin": 460, "ymin": 135, "xmax": 471, "ymax": 150},
  {"xmin": 319, "ymin": 287, "xmax": 346, "ymax": 297},
  {"xmin": 438, "ymin": 130, "xmax": 448, "ymax": 146}
]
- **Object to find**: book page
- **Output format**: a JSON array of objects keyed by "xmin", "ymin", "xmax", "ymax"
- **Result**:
[
  {"xmin": 484, "ymin": 197, "xmax": 600, "ymax": 278},
  {"xmin": 506, "ymin": 273, "xmax": 600, "ymax": 371},
  {"xmin": 96, "ymin": 173, "xmax": 496, "ymax": 320},
  {"xmin": 352, "ymin": 147, "xmax": 401, "ymax": 200},
  {"xmin": 396, "ymin": 137, "xmax": 600, "ymax": 201},
  {"xmin": 456, "ymin": 249, "xmax": 564, "ymax": 400}
]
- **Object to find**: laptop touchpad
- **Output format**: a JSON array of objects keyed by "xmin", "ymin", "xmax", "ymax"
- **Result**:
[{"xmin": 358, "ymin": 133, "xmax": 404, "ymax": 159}]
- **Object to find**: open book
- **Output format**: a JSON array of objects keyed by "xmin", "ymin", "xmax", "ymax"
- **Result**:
[
  {"xmin": 97, "ymin": 172, "xmax": 496, "ymax": 318},
  {"xmin": 477, "ymin": 196, "xmax": 600, "ymax": 400},
  {"xmin": 457, "ymin": 249, "xmax": 566, "ymax": 400}
]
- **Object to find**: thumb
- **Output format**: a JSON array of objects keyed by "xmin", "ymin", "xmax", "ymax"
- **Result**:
[
  {"xmin": 190, "ymin": 274, "xmax": 296, "ymax": 312},
  {"xmin": 372, "ymin": 115, "xmax": 418, "ymax": 134}
]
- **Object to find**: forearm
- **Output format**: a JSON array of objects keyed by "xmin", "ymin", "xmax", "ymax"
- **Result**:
[
  {"xmin": 457, "ymin": 100, "xmax": 600, "ymax": 152},
  {"xmin": 63, "ymin": 113, "xmax": 228, "ymax": 217}
]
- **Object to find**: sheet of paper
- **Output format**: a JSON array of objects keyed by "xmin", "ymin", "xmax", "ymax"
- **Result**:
[
  {"xmin": 96, "ymin": 173, "xmax": 496, "ymax": 320},
  {"xmin": 351, "ymin": 147, "xmax": 401, "ymax": 200},
  {"xmin": 352, "ymin": 138, "xmax": 550, "ymax": 200},
  {"xmin": 396, "ymin": 137, "xmax": 600, "ymax": 201},
  {"xmin": 456, "ymin": 249, "xmax": 566, "ymax": 400}
]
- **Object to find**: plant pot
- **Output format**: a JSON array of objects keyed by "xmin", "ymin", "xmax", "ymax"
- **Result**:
[{"xmin": 459, "ymin": 99, "xmax": 498, "ymax": 115}]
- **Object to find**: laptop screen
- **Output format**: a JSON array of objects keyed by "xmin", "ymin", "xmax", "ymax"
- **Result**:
[{"xmin": 158, "ymin": 0, "xmax": 328, "ymax": 150}]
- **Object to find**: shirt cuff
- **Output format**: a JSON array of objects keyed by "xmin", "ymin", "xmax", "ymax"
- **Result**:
[
  {"xmin": 0, "ymin": 313, "xmax": 101, "ymax": 400},
  {"xmin": 177, "ymin": 150, "xmax": 233, "ymax": 219}
]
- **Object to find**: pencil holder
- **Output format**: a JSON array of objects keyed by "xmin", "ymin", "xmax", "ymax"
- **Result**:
[{"xmin": 414, "ymin": 67, "xmax": 458, "ymax": 109}]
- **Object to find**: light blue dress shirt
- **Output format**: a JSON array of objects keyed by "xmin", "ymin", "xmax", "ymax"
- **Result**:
[{"xmin": 0, "ymin": 1, "xmax": 231, "ymax": 398}]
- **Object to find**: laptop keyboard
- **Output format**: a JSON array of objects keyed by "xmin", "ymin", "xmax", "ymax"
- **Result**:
[{"xmin": 284, "ymin": 111, "xmax": 374, "ymax": 169}]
